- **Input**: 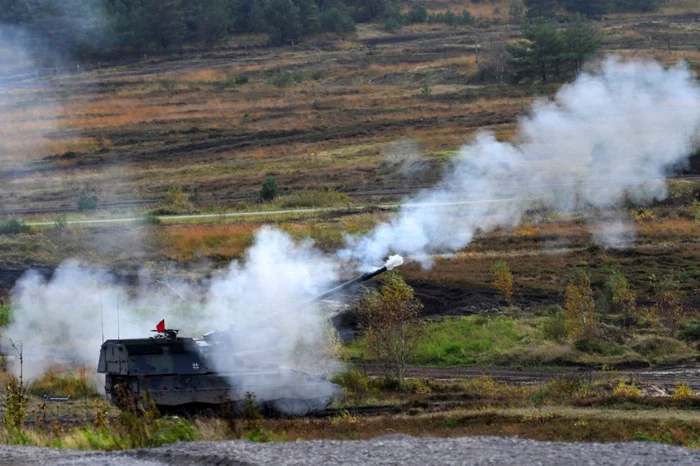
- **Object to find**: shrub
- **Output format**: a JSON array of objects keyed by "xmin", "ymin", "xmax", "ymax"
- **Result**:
[
  {"xmin": 142, "ymin": 214, "xmax": 162, "ymax": 225},
  {"xmin": 606, "ymin": 270, "xmax": 638, "ymax": 329},
  {"xmin": 356, "ymin": 273, "xmax": 424, "ymax": 386},
  {"xmin": 259, "ymin": 176, "xmax": 278, "ymax": 202},
  {"xmin": 235, "ymin": 74, "xmax": 249, "ymax": 85},
  {"xmin": 332, "ymin": 369, "xmax": 371, "ymax": 398},
  {"xmin": 405, "ymin": 4, "xmax": 428, "ymax": 23},
  {"xmin": 310, "ymin": 70, "xmax": 325, "ymax": 81},
  {"xmin": 541, "ymin": 311, "xmax": 567, "ymax": 342},
  {"xmin": 54, "ymin": 215, "xmax": 68, "ymax": 231},
  {"xmin": 0, "ymin": 219, "xmax": 29, "ymax": 235},
  {"xmin": 651, "ymin": 276, "xmax": 685, "ymax": 332},
  {"xmin": 490, "ymin": 260, "xmax": 513, "ymax": 302},
  {"xmin": 630, "ymin": 336, "xmax": 694, "ymax": 365},
  {"xmin": 574, "ymin": 337, "xmax": 624, "ymax": 356},
  {"xmin": 613, "ymin": 380, "xmax": 641, "ymax": 397},
  {"xmin": 672, "ymin": 382, "xmax": 695, "ymax": 400},
  {"xmin": 384, "ymin": 17, "xmax": 401, "ymax": 32},
  {"xmin": 77, "ymin": 195, "xmax": 98, "ymax": 211},
  {"xmin": 564, "ymin": 268, "xmax": 597, "ymax": 338},
  {"xmin": 271, "ymin": 70, "xmax": 304, "ymax": 87},
  {"xmin": 319, "ymin": 6, "xmax": 356, "ymax": 34}
]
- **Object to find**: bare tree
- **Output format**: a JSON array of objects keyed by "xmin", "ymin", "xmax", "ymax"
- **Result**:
[
  {"xmin": 356, "ymin": 273, "xmax": 424, "ymax": 386},
  {"xmin": 479, "ymin": 38, "xmax": 512, "ymax": 84}
]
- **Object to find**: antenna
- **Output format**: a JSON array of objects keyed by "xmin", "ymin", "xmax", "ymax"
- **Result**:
[
  {"xmin": 117, "ymin": 294, "xmax": 121, "ymax": 340},
  {"xmin": 100, "ymin": 293, "xmax": 104, "ymax": 344}
]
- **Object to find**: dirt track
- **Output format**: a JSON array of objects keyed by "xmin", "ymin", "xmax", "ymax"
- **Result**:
[
  {"xmin": 2, "ymin": 436, "xmax": 700, "ymax": 465},
  {"xmin": 362, "ymin": 364, "xmax": 700, "ymax": 392}
]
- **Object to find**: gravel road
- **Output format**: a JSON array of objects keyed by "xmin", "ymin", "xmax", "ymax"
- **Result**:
[{"xmin": 1, "ymin": 436, "xmax": 699, "ymax": 466}]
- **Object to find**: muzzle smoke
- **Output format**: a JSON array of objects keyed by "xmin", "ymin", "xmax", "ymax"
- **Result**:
[
  {"xmin": 5, "ymin": 58, "xmax": 700, "ymax": 398},
  {"xmin": 341, "ymin": 58, "xmax": 700, "ymax": 267}
]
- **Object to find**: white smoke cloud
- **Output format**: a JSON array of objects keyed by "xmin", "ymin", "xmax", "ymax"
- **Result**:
[
  {"xmin": 5, "ymin": 57, "xmax": 700, "ymax": 406},
  {"xmin": 6, "ymin": 229, "xmax": 342, "ymax": 388},
  {"xmin": 342, "ymin": 58, "xmax": 700, "ymax": 267}
]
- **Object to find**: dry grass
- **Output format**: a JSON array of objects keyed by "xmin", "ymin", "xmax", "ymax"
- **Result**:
[{"xmin": 158, "ymin": 224, "xmax": 259, "ymax": 261}]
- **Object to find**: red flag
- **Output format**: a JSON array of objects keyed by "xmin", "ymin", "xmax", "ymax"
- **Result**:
[{"xmin": 156, "ymin": 319, "xmax": 165, "ymax": 333}]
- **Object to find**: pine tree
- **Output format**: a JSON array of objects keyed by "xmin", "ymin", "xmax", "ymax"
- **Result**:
[
  {"xmin": 508, "ymin": 18, "xmax": 563, "ymax": 82},
  {"xmin": 293, "ymin": 0, "xmax": 320, "ymax": 35},
  {"xmin": 199, "ymin": 0, "xmax": 234, "ymax": 46},
  {"xmin": 145, "ymin": 0, "xmax": 188, "ymax": 49},
  {"xmin": 248, "ymin": 0, "xmax": 268, "ymax": 33},
  {"xmin": 560, "ymin": 0, "xmax": 611, "ymax": 17},
  {"xmin": 524, "ymin": 0, "xmax": 556, "ymax": 18},
  {"xmin": 562, "ymin": 15, "xmax": 600, "ymax": 75},
  {"xmin": 265, "ymin": 0, "xmax": 302, "ymax": 44}
]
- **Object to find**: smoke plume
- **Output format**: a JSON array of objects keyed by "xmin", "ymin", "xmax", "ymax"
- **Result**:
[
  {"xmin": 5, "ymin": 58, "xmax": 700, "ymax": 404},
  {"xmin": 342, "ymin": 58, "xmax": 700, "ymax": 267},
  {"xmin": 8, "ymin": 228, "xmax": 343, "ymax": 381}
]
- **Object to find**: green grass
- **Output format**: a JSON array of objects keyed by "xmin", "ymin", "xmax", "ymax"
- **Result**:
[
  {"xmin": 0, "ymin": 304, "xmax": 10, "ymax": 327},
  {"xmin": 277, "ymin": 189, "xmax": 352, "ymax": 209},
  {"xmin": 414, "ymin": 316, "xmax": 535, "ymax": 366},
  {"xmin": 348, "ymin": 315, "xmax": 699, "ymax": 369}
]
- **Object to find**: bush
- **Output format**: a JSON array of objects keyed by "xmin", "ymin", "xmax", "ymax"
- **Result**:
[
  {"xmin": 270, "ymin": 70, "xmax": 304, "ymax": 87},
  {"xmin": 605, "ymin": 269, "xmax": 638, "ymax": 329},
  {"xmin": 319, "ymin": 6, "xmax": 356, "ymax": 34},
  {"xmin": 332, "ymin": 369, "xmax": 371, "ymax": 398},
  {"xmin": 383, "ymin": 17, "xmax": 401, "ymax": 32},
  {"xmin": 54, "ymin": 215, "xmax": 68, "ymax": 230},
  {"xmin": 672, "ymin": 382, "xmax": 695, "ymax": 400},
  {"xmin": 542, "ymin": 310, "xmax": 567, "ymax": 342},
  {"xmin": 564, "ymin": 268, "xmax": 597, "ymax": 338},
  {"xmin": 77, "ymin": 195, "xmax": 98, "ymax": 211},
  {"xmin": 613, "ymin": 380, "xmax": 641, "ymax": 397},
  {"xmin": 630, "ymin": 336, "xmax": 695, "ymax": 365},
  {"xmin": 0, "ymin": 219, "xmax": 29, "ymax": 235},
  {"xmin": 574, "ymin": 337, "xmax": 624, "ymax": 356},
  {"xmin": 259, "ymin": 176, "xmax": 278, "ymax": 202},
  {"xmin": 405, "ymin": 4, "xmax": 428, "ymax": 23},
  {"xmin": 490, "ymin": 260, "xmax": 513, "ymax": 302}
]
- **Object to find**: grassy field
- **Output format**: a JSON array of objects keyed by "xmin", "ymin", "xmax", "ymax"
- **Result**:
[
  {"xmin": 1, "ymin": 3, "xmax": 699, "ymax": 452},
  {"xmin": 1, "ymin": 6, "xmax": 698, "ymax": 213},
  {"xmin": 2, "ymin": 370, "xmax": 700, "ymax": 449}
]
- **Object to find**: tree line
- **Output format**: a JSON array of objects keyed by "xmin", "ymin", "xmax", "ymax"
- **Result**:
[
  {"xmin": 478, "ymin": 14, "xmax": 601, "ymax": 84},
  {"xmin": 0, "ymin": 0, "xmax": 664, "ymax": 62},
  {"xmin": 524, "ymin": 0, "xmax": 663, "ymax": 19},
  {"xmin": 0, "ymin": 0, "xmax": 366, "ymax": 56}
]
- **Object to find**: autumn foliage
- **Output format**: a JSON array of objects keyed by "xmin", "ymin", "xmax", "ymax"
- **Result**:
[{"xmin": 356, "ymin": 273, "xmax": 424, "ymax": 386}]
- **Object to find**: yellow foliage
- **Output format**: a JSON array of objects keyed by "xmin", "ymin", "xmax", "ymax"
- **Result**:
[
  {"xmin": 490, "ymin": 260, "xmax": 513, "ymax": 302},
  {"xmin": 613, "ymin": 381, "xmax": 641, "ymax": 398},
  {"xmin": 672, "ymin": 382, "xmax": 695, "ymax": 400},
  {"xmin": 563, "ymin": 269, "xmax": 596, "ymax": 339}
]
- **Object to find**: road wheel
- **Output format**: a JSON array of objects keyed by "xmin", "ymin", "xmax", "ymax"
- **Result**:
[{"xmin": 273, "ymin": 398, "xmax": 311, "ymax": 416}]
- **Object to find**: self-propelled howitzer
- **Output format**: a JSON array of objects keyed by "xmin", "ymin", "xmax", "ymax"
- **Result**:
[{"xmin": 96, "ymin": 258, "xmax": 400, "ymax": 415}]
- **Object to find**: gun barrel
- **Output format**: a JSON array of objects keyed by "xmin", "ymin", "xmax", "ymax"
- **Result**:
[
  {"xmin": 300, "ymin": 266, "xmax": 388, "ymax": 307},
  {"xmin": 244, "ymin": 265, "xmax": 389, "ymax": 333}
]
